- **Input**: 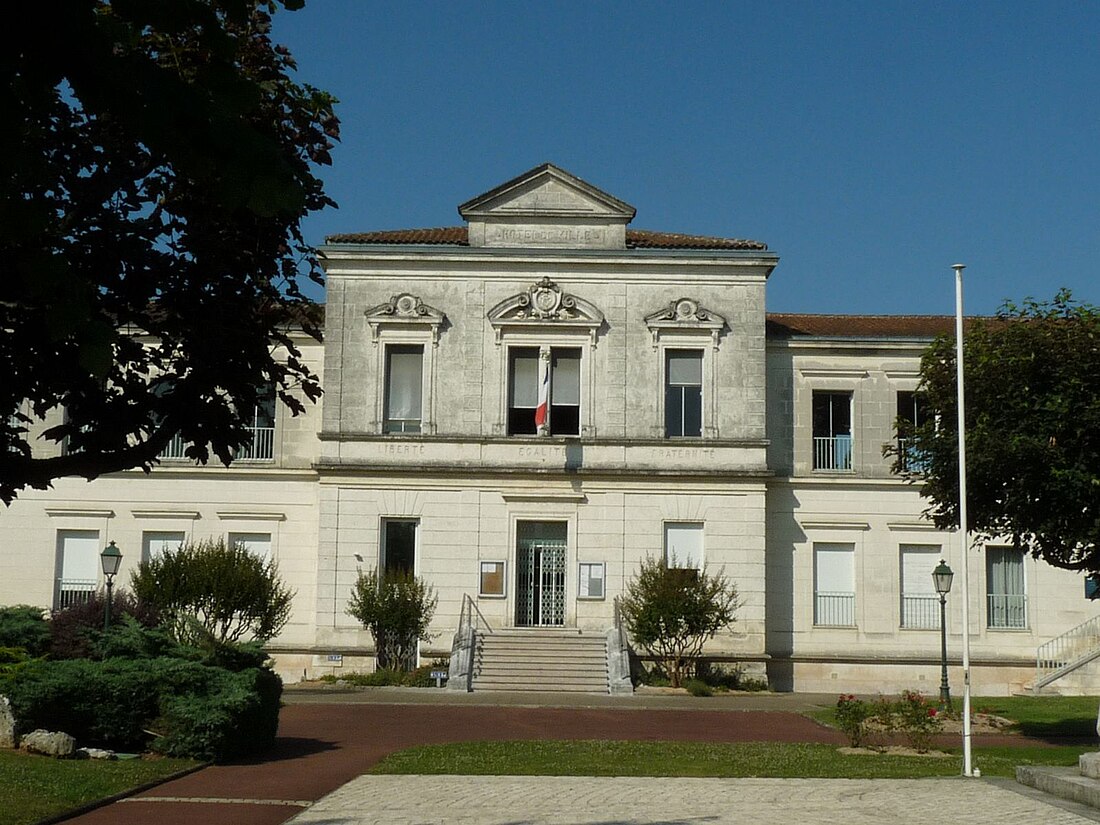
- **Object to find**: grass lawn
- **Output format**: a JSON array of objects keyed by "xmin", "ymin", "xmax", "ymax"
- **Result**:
[
  {"xmin": 807, "ymin": 694, "xmax": 1100, "ymax": 740},
  {"xmin": 371, "ymin": 739, "xmax": 1093, "ymax": 780},
  {"xmin": 0, "ymin": 751, "xmax": 199, "ymax": 825}
]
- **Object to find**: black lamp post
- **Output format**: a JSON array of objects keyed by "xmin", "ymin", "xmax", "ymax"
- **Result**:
[
  {"xmin": 932, "ymin": 559, "xmax": 954, "ymax": 707},
  {"xmin": 100, "ymin": 541, "xmax": 122, "ymax": 630}
]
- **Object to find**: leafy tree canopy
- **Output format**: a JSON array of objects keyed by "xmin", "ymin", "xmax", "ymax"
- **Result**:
[
  {"xmin": 896, "ymin": 290, "xmax": 1100, "ymax": 572},
  {"xmin": 0, "ymin": 0, "xmax": 338, "ymax": 503}
]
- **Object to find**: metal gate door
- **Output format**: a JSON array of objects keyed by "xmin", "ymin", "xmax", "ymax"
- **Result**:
[{"xmin": 515, "ymin": 522, "xmax": 567, "ymax": 627}]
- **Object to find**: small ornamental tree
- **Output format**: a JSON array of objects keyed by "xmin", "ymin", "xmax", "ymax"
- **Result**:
[
  {"xmin": 619, "ymin": 557, "xmax": 741, "ymax": 688},
  {"xmin": 131, "ymin": 537, "xmax": 293, "ymax": 645},
  {"xmin": 347, "ymin": 569, "xmax": 437, "ymax": 671}
]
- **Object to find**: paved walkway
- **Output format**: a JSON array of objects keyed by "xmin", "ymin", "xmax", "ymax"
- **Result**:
[
  {"xmin": 289, "ymin": 775, "xmax": 1100, "ymax": 825},
  {"xmin": 57, "ymin": 689, "xmax": 1091, "ymax": 825}
]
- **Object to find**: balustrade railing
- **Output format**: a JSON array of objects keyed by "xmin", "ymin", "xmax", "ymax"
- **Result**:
[
  {"xmin": 987, "ymin": 594, "xmax": 1028, "ymax": 629},
  {"xmin": 814, "ymin": 591, "xmax": 855, "ymax": 627},
  {"xmin": 55, "ymin": 578, "xmax": 96, "ymax": 610},
  {"xmin": 900, "ymin": 595, "xmax": 940, "ymax": 629},
  {"xmin": 1036, "ymin": 614, "xmax": 1100, "ymax": 688},
  {"xmin": 813, "ymin": 435, "xmax": 852, "ymax": 471}
]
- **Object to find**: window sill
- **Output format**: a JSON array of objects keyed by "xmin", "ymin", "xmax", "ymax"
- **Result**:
[
  {"xmin": 812, "ymin": 624, "xmax": 858, "ymax": 629},
  {"xmin": 986, "ymin": 625, "xmax": 1031, "ymax": 632}
]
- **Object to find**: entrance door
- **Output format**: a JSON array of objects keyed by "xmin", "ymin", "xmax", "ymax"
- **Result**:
[{"xmin": 515, "ymin": 521, "xmax": 566, "ymax": 627}]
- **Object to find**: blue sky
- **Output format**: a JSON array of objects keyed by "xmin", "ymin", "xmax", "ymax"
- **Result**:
[{"xmin": 273, "ymin": 1, "xmax": 1100, "ymax": 316}]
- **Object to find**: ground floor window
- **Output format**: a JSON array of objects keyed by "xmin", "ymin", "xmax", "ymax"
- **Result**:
[
  {"xmin": 900, "ymin": 544, "xmax": 941, "ymax": 629},
  {"xmin": 515, "ymin": 521, "xmax": 566, "ymax": 627},
  {"xmin": 664, "ymin": 522, "xmax": 703, "ymax": 570},
  {"xmin": 142, "ymin": 531, "xmax": 185, "ymax": 563},
  {"xmin": 55, "ymin": 530, "xmax": 99, "ymax": 609},
  {"xmin": 814, "ymin": 542, "xmax": 855, "ymax": 626},
  {"xmin": 987, "ymin": 546, "xmax": 1027, "ymax": 629},
  {"xmin": 228, "ymin": 532, "xmax": 272, "ymax": 563},
  {"xmin": 381, "ymin": 519, "xmax": 417, "ymax": 576}
]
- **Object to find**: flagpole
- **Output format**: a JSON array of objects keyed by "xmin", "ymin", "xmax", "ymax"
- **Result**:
[{"xmin": 953, "ymin": 263, "xmax": 974, "ymax": 777}]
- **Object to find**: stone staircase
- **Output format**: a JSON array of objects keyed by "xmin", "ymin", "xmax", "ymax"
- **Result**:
[
  {"xmin": 471, "ymin": 628, "xmax": 610, "ymax": 693},
  {"xmin": 1018, "ymin": 752, "xmax": 1100, "ymax": 810},
  {"xmin": 1033, "ymin": 614, "xmax": 1100, "ymax": 693}
]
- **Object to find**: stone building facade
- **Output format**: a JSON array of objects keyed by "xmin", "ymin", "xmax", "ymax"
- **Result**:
[{"xmin": 1, "ymin": 164, "xmax": 1095, "ymax": 694}]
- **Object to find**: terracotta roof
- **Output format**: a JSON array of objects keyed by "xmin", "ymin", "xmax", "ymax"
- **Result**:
[
  {"xmin": 324, "ymin": 226, "xmax": 767, "ymax": 251},
  {"xmin": 765, "ymin": 313, "xmax": 987, "ymax": 339}
]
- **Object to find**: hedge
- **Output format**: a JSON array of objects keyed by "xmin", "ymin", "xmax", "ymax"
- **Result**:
[{"xmin": 0, "ymin": 656, "xmax": 282, "ymax": 761}]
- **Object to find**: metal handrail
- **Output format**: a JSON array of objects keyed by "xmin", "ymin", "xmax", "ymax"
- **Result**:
[
  {"xmin": 455, "ymin": 593, "xmax": 493, "ymax": 691},
  {"xmin": 613, "ymin": 595, "xmax": 628, "ymax": 656},
  {"xmin": 1036, "ymin": 613, "xmax": 1100, "ymax": 689}
]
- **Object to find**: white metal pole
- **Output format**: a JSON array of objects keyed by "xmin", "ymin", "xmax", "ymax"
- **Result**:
[{"xmin": 953, "ymin": 263, "xmax": 974, "ymax": 777}]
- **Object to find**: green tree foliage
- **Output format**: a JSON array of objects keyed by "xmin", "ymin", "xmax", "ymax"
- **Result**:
[
  {"xmin": 131, "ymin": 537, "xmax": 293, "ymax": 644},
  {"xmin": 347, "ymin": 569, "xmax": 438, "ymax": 671},
  {"xmin": 892, "ymin": 290, "xmax": 1100, "ymax": 572},
  {"xmin": 619, "ymin": 557, "xmax": 740, "ymax": 688},
  {"xmin": 0, "ymin": 0, "xmax": 339, "ymax": 503}
]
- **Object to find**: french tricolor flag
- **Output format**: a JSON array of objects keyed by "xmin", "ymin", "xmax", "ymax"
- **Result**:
[{"xmin": 534, "ymin": 356, "xmax": 550, "ymax": 429}]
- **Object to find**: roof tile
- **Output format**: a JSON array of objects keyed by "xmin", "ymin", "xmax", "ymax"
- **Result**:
[{"xmin": 324, "ymin": 227, "xmax": 768, "ymax": 251}]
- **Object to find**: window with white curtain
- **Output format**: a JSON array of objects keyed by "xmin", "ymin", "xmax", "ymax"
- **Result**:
[
  {"xmin": 987, "ymin": 546, "xmax": 1027, "ymax": 629},
  {"xmin": 814, "ymin": 543, "xmax": 855, "ymax": 626},
  {"xmin": 384, "ymin": 345, "xmax": 424, "ymax": 433}
]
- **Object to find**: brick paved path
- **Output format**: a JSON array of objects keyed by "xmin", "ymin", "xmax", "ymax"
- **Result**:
[{"xmin": 288, "ymin": 775, "xmax": 1100, "ymax": 825}]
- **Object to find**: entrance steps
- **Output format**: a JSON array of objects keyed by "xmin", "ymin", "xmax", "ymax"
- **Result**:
[{"xmin": 471, "ymin": 628, "xmax": 610, "ymax": 694}]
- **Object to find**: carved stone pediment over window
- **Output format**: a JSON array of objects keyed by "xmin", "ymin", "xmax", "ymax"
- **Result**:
[
  {"xmin": 487, "ymin": 277, "xmax": 605, "ymax": 344},
  {"xmin": 644, "ymin": 298, "xmax": 726, "ymax": 349},
  {"xmin": 365, "ymin": 293, "xmax": 446, "ymax": 345}
]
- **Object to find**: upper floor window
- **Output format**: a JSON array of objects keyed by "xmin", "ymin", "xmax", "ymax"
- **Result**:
[
  {"xmin": 237, "ymin": 384, "xmax": 276, "ymax": 460},
  {"xmin": 896, "ymin": 391, "xmax": 929, "ymax": 471},
  {"xmin": 812, "ymin": 391, "xmax": 852, "ymax": 471},
  {"xmin": 508, "ymin": 347, "xmax": 580, "ymax": 436},
  {"xmin": 665, "ymin": 350, "xmax": 703, "ymax": 438},
  {"xmin": 384, "ymin": 345, "xmax": 424, "ymax": 434}
]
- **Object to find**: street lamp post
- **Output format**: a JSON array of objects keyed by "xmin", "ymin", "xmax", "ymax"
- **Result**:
[
  {"xmin": 100, "ymin": 541, "xmax": 122, "ymax": 631},
  {"xmin": 932, "ymin": 559, "xmax": 954, "ymax": 707}
]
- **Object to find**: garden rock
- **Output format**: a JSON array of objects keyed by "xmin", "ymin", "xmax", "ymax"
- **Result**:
[
  {"xmin": 0, "ymin": 695, "xmax": 15, "ymax": 748},
  {"xmin": 77, "ymin": 747, "xmax": 117, "ymax": 760},
  {"xmin": 21, "ymin": 729, "xmax": 76, "ymax": 758}
]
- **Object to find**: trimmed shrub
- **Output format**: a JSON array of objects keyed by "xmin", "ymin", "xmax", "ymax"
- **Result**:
[
  {"xmin": 619, "ymin": 557, "xmax": 740, "ymax": 688},
  {"xmin": 0, "ymin": 605, "xmax": 50, "ymax": 656},
  {"xmin": 131, "ymin": 537, "xmax": 293, "ymax": 645},
  {"xmin": 683, "ymin": 678, "xmax": 713, "ymax": 697},
  {"xmin": 1, "ymin": 655, "xmax": 282, "ymax": 760},
  {"xmin": 346, "ymin": 569, "xmax": 437, "ymax": 670}
]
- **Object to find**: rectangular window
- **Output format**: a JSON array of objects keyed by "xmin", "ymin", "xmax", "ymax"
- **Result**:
[
  {"xmin": 508, "ymin": 347, "xmax": 580, "ymax": 436},
  {"xmin": 142, "ymin": 531, "xmax": 185, "ymax": 563},
  {"xmin": 381, "ymin": 519, "xmax": 417, "ymax": 576},
  {"xmin": 987, "ymin": 546, "xmax": 1027, "ymax": 628},
  {"xmin": 578, "ymin": 562, "xmax": 605, "ymax": 599},
  {"xmin": 896, "ymin": 391, "xmax": 929, "ymax": 471},
  {"xmin": 665, "ymin": 350, "xmax": 703, "ymax": 438},
  {"xmin": 228, "ymin": 532, "xmax": 272, "ymax": 562},
  {"xmin": 900, "ymin": 545, "xmax": 941, "ymax": 629},
  {"xmin": 384, "ymin": 345, "xmax": 424, "ymax": 433},
  {"xmin": 238, "ymin": 384, "xmax": 276, "ymax": 460},
  {"xmin": 814, "ymin": 542, "xmax": 855, "ymax": 626},
  {"xmin": 479, "ymin": 561, "xmax": 505, "ymax": 597},
  {"xmin": 812, "ymin": 391, "xmax": 852, "ymax": 470},
  {"xmin": 56, "ymin": 530, "xmax": 100, "ymax": 609},
  {"xmin": 664, "ymin": 522, "xmax": 703, "ymax": 570}
]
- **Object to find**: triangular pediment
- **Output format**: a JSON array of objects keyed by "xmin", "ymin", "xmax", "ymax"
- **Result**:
[
  {"xmin": 460, "ymin": 164, "xmax": 635, "ymax": 220},
  {"xmin": 460, "ymin": 164, "xmax": 635, "ymax": 249}
]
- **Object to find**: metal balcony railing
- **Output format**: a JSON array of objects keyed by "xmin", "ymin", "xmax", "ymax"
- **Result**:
[
  {"xmin": 158, "ymin": 432, "xmax": 188, "ymax": 460},
  {"xmin": 814, "ymin": 591, "xmax": 855, "ymax": 626},
  {"xmin": 901, "ymin": 595, "xmax": 940, "ymax": 629},
  {"xmin": 55, "ymin": 578, "xmax": 96, "ymax": 610},
  {"xmin": 988, "ymin": 593, "xmax": 1028, "ymax": 629},
  {"xmin": 236, "ymin": 426, "xmax": 275, "ymax": 460},
  {"xmin": 897, "ymin": 438, "xmax": 930, "ymax": 472},
  {"xmin": 813, "ymin": 435, "xmax": 852, "ymax": 471}
]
